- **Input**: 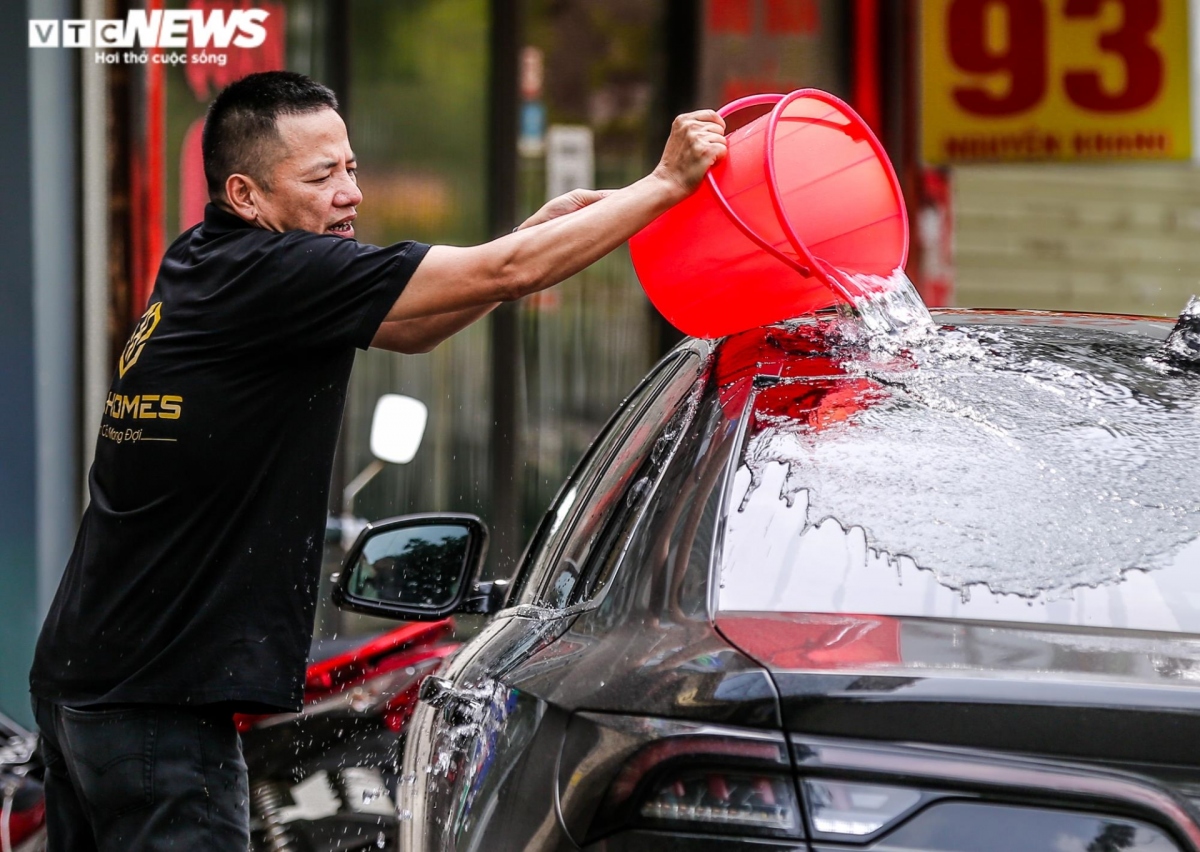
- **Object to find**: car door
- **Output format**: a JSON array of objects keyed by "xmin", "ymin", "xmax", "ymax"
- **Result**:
[{"xmin": 396, "ymin": 346, "xmax": 707, "ymax": 852}]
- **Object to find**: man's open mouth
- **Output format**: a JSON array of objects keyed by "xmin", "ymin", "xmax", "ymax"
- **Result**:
[{"xmin": 328, "ymin": 213, "xmax": 356, "ymax": 236}]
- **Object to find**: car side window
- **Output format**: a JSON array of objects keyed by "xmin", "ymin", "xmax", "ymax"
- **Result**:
[{"xmin": 509, "ymin": 350, "xmax": 704, "ymax": 610}]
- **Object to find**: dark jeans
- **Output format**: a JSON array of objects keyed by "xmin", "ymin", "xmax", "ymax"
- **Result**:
[{"xmin": 31, "ymin": 697, "xmax": 249, "ymax": 851}]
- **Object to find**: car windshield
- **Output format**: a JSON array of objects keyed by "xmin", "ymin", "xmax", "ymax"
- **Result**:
[{"xmin": 717, "ymin": 315, "xmax": 1200, "ymax": 635}]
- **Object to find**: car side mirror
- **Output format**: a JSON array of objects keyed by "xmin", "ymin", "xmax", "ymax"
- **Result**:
[{"xmin": 333, "ymin": 513, "xmax": 500, "ymax": 621}]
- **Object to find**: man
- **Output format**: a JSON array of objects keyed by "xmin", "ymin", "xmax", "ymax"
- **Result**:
[{"xmin": 28, "ymin": 71, "xmax": 725, "ymax": 850}]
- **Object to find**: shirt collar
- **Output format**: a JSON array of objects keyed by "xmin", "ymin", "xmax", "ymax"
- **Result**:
[{"xmin": 201, "ymin": 203, "xmax": 258, "ymax": 235}]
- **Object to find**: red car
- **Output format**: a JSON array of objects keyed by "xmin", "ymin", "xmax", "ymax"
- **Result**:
[
  {"xmin": 1, "ymin": 709, "xmax": 44, "ymax": 852},
  {"xmin": 237, "ymin": 618, "xmax": 459, "ymax": 851},
  {"xmin": 10, "ymin": 618, "xmax": 457, "ymax": 852}
]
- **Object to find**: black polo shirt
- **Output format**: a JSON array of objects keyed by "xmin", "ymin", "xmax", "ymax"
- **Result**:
[{"xmin": 30, "ymin": 204, "xmax": 429, "ymax": 712}]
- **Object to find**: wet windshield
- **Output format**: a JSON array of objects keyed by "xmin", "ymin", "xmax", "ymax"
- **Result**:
[{"xmin": 718, "ymin": 315, "xmax": 1200, "ymax": 634}]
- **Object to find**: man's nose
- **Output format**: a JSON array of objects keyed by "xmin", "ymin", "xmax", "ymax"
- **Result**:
[{"xmin": 336, "ymin": 176, "xmax": 363, "ymax": 207}]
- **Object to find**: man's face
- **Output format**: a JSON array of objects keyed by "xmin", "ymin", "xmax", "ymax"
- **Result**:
[{"xmin": 252, "ymin": 107, "xmax": 362, "ymax": 239}]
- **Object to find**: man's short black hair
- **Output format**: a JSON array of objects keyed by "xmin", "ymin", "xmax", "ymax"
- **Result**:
[{"xmin": 203, "ymin": 71, "xmax": 339, "ymax": 202}]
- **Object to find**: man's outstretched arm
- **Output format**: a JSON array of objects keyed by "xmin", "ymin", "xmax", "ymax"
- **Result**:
[
  {"xmin": 381, "ymin": 110, "xmax": 726, "ymax": 325},
  {"xmin": 370, "ymin": 190, "xmax": 614, "ymax": 353},
  {"xmin": 370, "ymin": 303, "xmax": 496, "ymax": 353}
]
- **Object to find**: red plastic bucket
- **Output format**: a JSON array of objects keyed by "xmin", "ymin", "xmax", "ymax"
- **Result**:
[{"xmin": 630, "ymin": 90, "xmax": 909, "ymax": 338}]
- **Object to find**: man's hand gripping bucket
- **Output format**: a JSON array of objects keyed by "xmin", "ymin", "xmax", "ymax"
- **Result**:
[{"xmin": 630, "ymin": 89, "xmax": 909, "ymax": 339}]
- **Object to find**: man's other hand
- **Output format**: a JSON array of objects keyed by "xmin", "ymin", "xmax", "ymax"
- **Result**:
[
  {"xmin": 653, "ymin": 110, "xmax": 728, "ymax": 199},
  {"xmin": 518, "ymin": 189, "xmax": 614, "ymax": 231}
]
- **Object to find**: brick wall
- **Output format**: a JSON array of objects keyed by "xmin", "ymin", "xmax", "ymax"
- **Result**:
[{"xmin": 953, "ymin": 163, "xmax": 1200, "ymax": 317}]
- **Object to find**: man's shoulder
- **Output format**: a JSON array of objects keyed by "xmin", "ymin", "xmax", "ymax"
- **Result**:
[
  {"xmin": 233, "ymin": 227, "xmax": 376, "ymax": 261},
  {"xmin": 179, "ymin": 221, "xmax": 347, "ymax": 268}
]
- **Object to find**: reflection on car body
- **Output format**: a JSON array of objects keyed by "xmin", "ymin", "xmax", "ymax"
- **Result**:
[{"xmin": 341, "ymin": 309, "xmax": 1200, "ymax": 851}]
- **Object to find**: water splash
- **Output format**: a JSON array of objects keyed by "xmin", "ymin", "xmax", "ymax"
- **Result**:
[
  {"xmin": 729, "ymin": 296, "xmax": 1200, "ymax": 613},
  {"xmin": 824, "ymin": 266, "xmax": 938, "ymax": 351},
  {"xmin": 1164, "ymin": 295, "xmax": 1200, "ymax": 366}
]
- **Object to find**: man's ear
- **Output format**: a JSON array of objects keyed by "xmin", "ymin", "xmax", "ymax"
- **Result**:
[{"xmin": 224, "ymin": 173, "xmax": 263, "ymax": 223}]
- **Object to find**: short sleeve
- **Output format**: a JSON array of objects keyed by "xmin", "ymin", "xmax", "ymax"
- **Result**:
[{"xmin": 269, "ymin": 232, "xmax": 430, "ymax": 350}]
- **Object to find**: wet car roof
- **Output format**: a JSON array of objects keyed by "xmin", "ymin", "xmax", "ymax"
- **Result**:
[{"xmin": 714, "ymin": 310, "xmax": 1200, "ymax": 635}]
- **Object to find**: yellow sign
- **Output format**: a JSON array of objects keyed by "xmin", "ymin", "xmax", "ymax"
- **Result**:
[{"xmin": 921, "ymin": 0, "xmax": 1191, "ymax": 164}]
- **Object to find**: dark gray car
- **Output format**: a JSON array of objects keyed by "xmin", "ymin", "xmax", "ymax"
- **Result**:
[{"xmin": 337, "ymin": 309, "xmax": 1200, "ymax": 851}]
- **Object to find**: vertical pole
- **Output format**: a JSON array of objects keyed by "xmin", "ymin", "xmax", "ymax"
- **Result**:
[
  {"xmin": 29, "ymin": 0, "xmax": 80, "ymax": 620},
  {"xmin": 653, "ymin": 0, "xmax": 699, "ymax": 358},
  {"xmin": 322, "ymin": 1, "xmax": 354, "ymax": 638},
  {"xmin": 663, "ymin": 0, "xmax": 699, "ymax": 142},
  {"xmin": 879, "ymin": 0, "xmax": 908, "ymax": 163},
  {"xmin": 488, "ymin": 0, "xmax": 523, "ymax": 576},
  {"xmin": 853, "ymin": 0, "xmax": 882, "ymax": 134},
  {"xmin": 106, "ymin": 16, "xmax": 134, "ymax": 366},
  {"xmin": 1, "ymin": 2, "xmax": 38, "ymax": 727},
  {"xmin": 1190, "ymin": 0, "xmax": 1200, "ymax": 161},
  {"xmin": 327, "ymin": 0, "xmax": 352, "ymax": 119},
  {"xmin": 903, "ymin": 0, "xmax": 922, "ymax": 194},
  {"xmin": 81, "ymin": 0, "xmax": 110, "ymax": 504},
  {"xmin": 327, "ymin": 0, "xmax": 352, "ymax": 515},
  {"xmin": 131, "ymin": 0, "xmax": 166, "ymax": 316}
]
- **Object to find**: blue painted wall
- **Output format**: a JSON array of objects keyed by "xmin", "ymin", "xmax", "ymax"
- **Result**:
[
  {"xmin": 2, "ymin": 0, "xmax": 80, "ymax": 727},
  {"xmin": 0, "ymin": 12, "xmax": 39, "ymax": 726}
]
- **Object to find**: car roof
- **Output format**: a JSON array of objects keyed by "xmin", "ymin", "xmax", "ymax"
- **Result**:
[
  {"xmin": 712, "ymin": 306, "xmax": 1200, "ymax": 635},
  {"xmin": 711, "ymin": 308, "xmax": 1173, "ymax": 383}
]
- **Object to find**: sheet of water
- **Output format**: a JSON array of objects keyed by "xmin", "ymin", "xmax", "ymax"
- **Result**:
[
  {"xmin": 827, "ymin": 265, "xmax": 937, "ymax": 343},
  {"xmin": 732, "ymin": 270, "xmax": 1200, "ymax": 609}
]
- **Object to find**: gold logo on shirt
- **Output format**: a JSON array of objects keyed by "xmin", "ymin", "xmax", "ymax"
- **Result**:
[{"xmin": 119, "ymin": 302, "xmax": 162, "ymax": 378}]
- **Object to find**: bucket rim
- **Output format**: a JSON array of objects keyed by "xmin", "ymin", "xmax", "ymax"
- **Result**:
[
  {"xmin": 704, "ymin": 93, "xmax": 814, "ymax": 279},
  {"xmin": 764, "ymin": 88, "xmax": 910, "ymax": 296}
]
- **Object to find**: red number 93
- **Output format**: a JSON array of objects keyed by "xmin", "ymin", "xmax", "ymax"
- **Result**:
[{"xmin": 947, "ymin": 0, "xmax": 1165, "ymax": 117}]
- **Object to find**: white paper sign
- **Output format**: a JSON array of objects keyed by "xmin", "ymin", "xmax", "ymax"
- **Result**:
[{"xmin": 545, "ymin": 125, "xmax": 594, "ymax": 201}]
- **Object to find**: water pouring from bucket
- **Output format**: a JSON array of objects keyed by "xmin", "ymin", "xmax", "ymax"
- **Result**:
[{"xmin": 630, "ymin": 89, "xmax": 930, "ymax": 340}]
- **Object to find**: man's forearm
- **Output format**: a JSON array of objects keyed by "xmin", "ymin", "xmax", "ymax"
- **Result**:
[
  {"xmin": 371, "ymin": 302, "xmax": 499, "ymax": 354},
  {"xmin": 499, "ymin": 173, "xmax": 685, "ymax": 296},
  {"xmin": 385, "ymin": 171, "xmax": 686, "ymax": 322}
]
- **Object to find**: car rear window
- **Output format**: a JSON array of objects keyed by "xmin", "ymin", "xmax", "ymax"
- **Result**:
[{"xmin": 716, "ymin": 321, "xmax": 1200, "ymax": 634}]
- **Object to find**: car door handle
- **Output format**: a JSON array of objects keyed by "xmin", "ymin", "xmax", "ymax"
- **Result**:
[
  {"xmin": 420, "ymin": 675, "xmax": 485, "ymax": 726},
  {"xmin": 418, "ymin": 675, "xmax": 457, "ymax": 708}
]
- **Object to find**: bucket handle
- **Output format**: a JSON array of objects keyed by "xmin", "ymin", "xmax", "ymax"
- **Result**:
[
  {"xmin": 705, "ymin": 94, "xmax": 814, "ymax": 279},
  {"xmin": 764, "ymin": 89, "xmax": 910, "ymax": 287},
  {"xmin": 718, "ymin": 93, "xmax": 785, "ymax": 130}
]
